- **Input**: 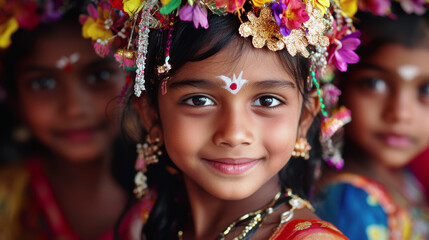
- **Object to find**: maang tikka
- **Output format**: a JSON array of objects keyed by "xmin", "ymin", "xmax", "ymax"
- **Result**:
[{"xmin": 134, "ymin": 135, "xmax": 162, "ymax": 199}]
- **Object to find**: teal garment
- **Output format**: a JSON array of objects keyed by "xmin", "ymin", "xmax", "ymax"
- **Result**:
[{"xmin": 315, "ymin": 183, "xmax": 389, "ymax": 240}]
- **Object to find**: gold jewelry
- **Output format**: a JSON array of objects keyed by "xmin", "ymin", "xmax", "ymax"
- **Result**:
[
  {"xmin": 279, "ymin": 188, "xmax": 314, "ymax": 226},
  {"xmin": 134, "ymin": 135, "xmax": 162, "ymax": 199},
  {"xmin": 291, "ymin": 137, "xmax": 311, "ymax": 160}
]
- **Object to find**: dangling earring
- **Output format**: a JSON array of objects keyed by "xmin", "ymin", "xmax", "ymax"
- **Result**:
[
  {"xmin": 12, "ymin": 125, "xmax": 31, "ymax": 143},
  {"xmin": 134, "ymin": 135, "xmax": 162, "ymax": 198},
  {"xmin": 291, "ymin": 137, "xmax": 311, "ymax": 160}
]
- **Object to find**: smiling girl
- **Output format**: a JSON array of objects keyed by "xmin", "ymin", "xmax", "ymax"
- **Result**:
[
  {"xmin": 88, "ymin": 0, "xmax": 360, "ymax": 239},
  {"xmin": 314, "ymin": 2, "xmax": 429, "ymax": 239},
  {"xmin": 0, "ymin": 1, "xmax": 145, "ymax": 239}
]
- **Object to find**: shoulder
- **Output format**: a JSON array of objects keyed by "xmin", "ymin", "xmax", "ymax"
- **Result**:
[
  {"xmin": 269, "ymin": 219, "xmax": 349, "ymax": 240},
  {"xmin": 117, "ymin": 189, "xmax": 158, "ymax": 240},
  {"xmin": 315, "ymin": 172, "xmax": 396, "ymax": 216},
  {"xmin": 314, "ymin": 173, "xmax": 392, "ymax": 240},
  {"xmin": 0, "ymin": 161, "xmax": 31, "ymax": 239}
]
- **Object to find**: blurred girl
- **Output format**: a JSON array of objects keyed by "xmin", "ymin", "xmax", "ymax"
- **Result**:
[
  {"xmin": 0, "ymin": 1, "xmax": 143, "ymax": 239},
  {"xmin": 315, "ymin": 2, "xmax": 429, "ymax": 239}
]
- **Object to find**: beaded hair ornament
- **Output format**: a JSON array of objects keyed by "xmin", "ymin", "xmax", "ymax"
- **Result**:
[{"xmin": 80, "ymin": 0, "xmax": 361, "ymax": 169}]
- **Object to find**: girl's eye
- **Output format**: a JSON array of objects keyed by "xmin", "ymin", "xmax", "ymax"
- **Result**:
[
  {"xmin": 419, "ymin": 83, "xmax": 429, "ymax": 98},
  {"xmin": 361, "ymin": 77, "xmax": 387, "ymax": 93},
  {"xmin": 87, "ymin": 69, "xmax": 112, "ymax": 84},
  {"xmin": 252, "ymin": 96, "xmax": 282, "ymax": 107},
  {"xmin": 182, "ymin": 96, "xmax": 215, "ymax": 106},
  {"xmin": 29, "ymin": 77, "xmax": 56, "ymax": 91}
]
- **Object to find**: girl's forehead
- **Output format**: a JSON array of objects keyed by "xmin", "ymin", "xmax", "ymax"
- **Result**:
[{"xmin": 174, "ymin": 44, "xmax": 294, "ymax": 82}]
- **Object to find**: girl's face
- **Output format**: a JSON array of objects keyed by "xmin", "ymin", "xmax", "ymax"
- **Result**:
[
  {"xmin": 145, "ymin": 43, "xmax": 316, "ymax": 200},
  {"xmin": 343, "ymin": 43, "xmax": 429, "ymax": 168},
  {"xmin": 16, "ymin": 25, "xmax": 124, "ymax": 162}
]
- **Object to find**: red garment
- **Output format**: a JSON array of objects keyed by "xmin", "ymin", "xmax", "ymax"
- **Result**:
[
  {"xmin": 270, "ymin": 219, "xmax": 349, "ymax": 240},
  {"xmin": 409, "ymin": 147, "xmax": 429, "ymax": 205},
  {"xmin": 0, "ymin": 157, "xmax": 154, "ymax": 240}
]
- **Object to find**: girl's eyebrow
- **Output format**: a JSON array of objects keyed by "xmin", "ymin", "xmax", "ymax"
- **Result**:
[
  {"xmin": 252, "ymin": 80, "xmax": 296, "ymax": 89},
  {"xmin": 169, "ymin": 79, "xmax": 218, "ymax": 89},
  {"xmin": 356, "ymin": 62, "xmax": 390, "ymax": 73},
  {"xmin": 169, "ymin": 79, "xmax": 296, "ymax": 89}
]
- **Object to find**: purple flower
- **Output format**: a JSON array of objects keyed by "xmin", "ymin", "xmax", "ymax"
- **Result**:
[
  {"xmin": 179, "ymin": 4, "xmax": 209, "ymax": 29},
  {"xmin": 271, "ymin": 2, "xmax": 291, "ymax": 36},
  {"xmin": 400, "ymin": 0, "xmax": 426, "ymax": 15},
  {"xmin": 328, "ymin": 31, "xmax": 361, "ymax": 72},
  {"xmin": 40, "ymin": 0, "xmax": 62, "ymax": 22}
]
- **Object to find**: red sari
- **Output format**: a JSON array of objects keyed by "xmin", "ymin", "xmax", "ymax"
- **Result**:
[{"xmin": 270, "ymin": 219, "xmax": 349, "ymax": 240}]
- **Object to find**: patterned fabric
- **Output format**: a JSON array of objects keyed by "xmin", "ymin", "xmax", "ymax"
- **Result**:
[
  {"xmin": 0, "ymin": 157, "xmax": 154, "ymax": 240},
  {"xmin": 269, "ymin": 219, "xmax": 349, "ymax": 240},
  {"xmin": 314, "ymin": 172, "xmax": 429, "ymax": 240}
]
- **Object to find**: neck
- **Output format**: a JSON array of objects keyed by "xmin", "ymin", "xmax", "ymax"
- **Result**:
[
  {"xmin": 45, "ymin": 152, "xmax": 112, "ymax": 189},
  {"xmin": 183, "ymin": 176, "xmax": 281, "ymax": 240}
]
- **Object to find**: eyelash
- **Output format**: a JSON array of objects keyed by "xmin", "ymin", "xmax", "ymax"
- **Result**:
[
  {"xmin": 180, "ymin": 95, "xmax": 216, "ymax": 106},
  {"xmin": 252, "ymin": 95, "xmax": 284, "ymax": 108},
  {"xmin": 179, "ymin": 95, "xmax": 285, "ymax": 108}
]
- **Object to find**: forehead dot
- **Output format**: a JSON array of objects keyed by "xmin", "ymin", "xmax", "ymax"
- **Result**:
[{"xmin": 230, "ymin": 83, "xmax": 237, "ymax": 90}]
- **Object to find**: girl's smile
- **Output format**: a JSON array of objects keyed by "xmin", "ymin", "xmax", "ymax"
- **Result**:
[{"xmin": 202, "ymin": 157, "xmax": 262, "ymax": 175}]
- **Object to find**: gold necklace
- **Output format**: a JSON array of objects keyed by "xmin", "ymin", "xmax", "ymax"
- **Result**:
[{"xmin": 177, "ymin": 189, "xmax": 313, "ymax": 240}]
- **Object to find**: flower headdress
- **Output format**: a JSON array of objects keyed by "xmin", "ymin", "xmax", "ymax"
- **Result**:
[
  {"xmin": 81, "ymin": 0, "xmax": 361, "ymax": 168},
  {"xmin": 0, "ymin": 0, "xmax": 76, "ymax": 49}
]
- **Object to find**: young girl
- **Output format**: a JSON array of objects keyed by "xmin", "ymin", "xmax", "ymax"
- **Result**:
[
  {"xmin": 0, "ymin": 1, "xmax": 145, "ymax": 239},
  {"xmin": 315, "ymin": 2, "xmax": 429, "ymax": 239},
  {"xmin": 84, "ymin": 0, "xmax": 360, "ymax": 239}
]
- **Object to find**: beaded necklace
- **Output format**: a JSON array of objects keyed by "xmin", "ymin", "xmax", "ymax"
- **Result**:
[{"xmin": 177, "ymin": 188, "xmax": 313, "ymax": 240}]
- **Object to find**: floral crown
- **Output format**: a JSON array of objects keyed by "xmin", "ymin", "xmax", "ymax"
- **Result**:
[
  {"xmin": 0, "ymin": 0, "xmax": 77, "ymax": 49},
  {"xmin": 81, "ymin": 0, "xmax": 361, "ymax": 169}
]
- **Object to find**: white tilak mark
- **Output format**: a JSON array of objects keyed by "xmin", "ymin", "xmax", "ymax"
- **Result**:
[
  {"xmin": 398, "ymin": 65, "xmax": 420, "ymax": 81},
  {"xmin": 218, "ymin": 71, "xmax": 248, "ymax": 94},
  {"xmin": 56, "ymin": 53, "xmax": 80, "ymax": 69}
]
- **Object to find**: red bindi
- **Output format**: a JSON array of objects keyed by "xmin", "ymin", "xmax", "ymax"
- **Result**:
[{"xmin": 230, "ymin": 83, "xmax": 237, "ymax": 90}]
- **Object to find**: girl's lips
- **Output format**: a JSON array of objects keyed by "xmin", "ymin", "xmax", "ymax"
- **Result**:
[
  {"xmin": 203, "ymin": 158, "xmax": 261, "ymax": 175},
  {"xmin": 377, "ymin": 133, "xmax": 413, "ymax": 148},
  {"xmin": 57, "ymin": 127, "xmax": 100, "ymax": 143}
]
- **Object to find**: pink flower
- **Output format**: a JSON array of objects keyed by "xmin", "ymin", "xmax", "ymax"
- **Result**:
[
  {"xmin": 358, "ymin": 0, "xmax": 391, "ymax": 16},
  {"xmin": 328, "ymin": 31, "xmax": 361, "ymax": 72},
  {"xmin": 215, "ymin": 0, "xmax": 246, "ymax": 13},
  {"xmin": 283, "ymin": 0, "xmax": 309, "ymax": 30},
  {"xmin": 179, "ymin": 4, "xmax": 208, "ymax": 29},
  {"xmin": 400, "ymin": 0, "xmax": 426, "ymax": 15}
]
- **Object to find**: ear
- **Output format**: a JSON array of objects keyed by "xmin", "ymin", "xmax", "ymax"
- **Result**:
[
  {"xmin": 298, "ymin": 89, "xmax": 321, "ymax": 137},
  {"xmin": 132, "ymin": 94, "xmax": 163, "ymax": 143}
]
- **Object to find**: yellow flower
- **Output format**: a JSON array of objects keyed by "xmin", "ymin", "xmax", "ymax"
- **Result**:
[
  {"xmin": 81, "ymin": 4, "xmax": 114, "ymax": 42},
  {"xmin": 366, "ymin": 225, "xmax": 388, "ymax": 240},
  {"xmin": 307, "ymin": 0, "xmax": 330, "ymax": 14},
  {"xmin": 161, "ymin": 0, "xmax": 171, "ymax": 6},
  {"xmin": 123, "ymin": 0, "xmax": 144, "ymax": 16},
  {"xmin": 82, "ymin": 17, "xmax": 114, "ymax": 41},
  {"xmin": 252, "ymin": 0, "xmax": 272, "ymax": 8},
  {"xmin": 336, "ymin": 0, "xmax": 358, "ymax": 17},
  {"xmin": 0, "ymin": 17, "xmax": 19, "ymax": 49}
]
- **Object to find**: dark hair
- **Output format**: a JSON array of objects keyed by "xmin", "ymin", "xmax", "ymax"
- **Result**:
[
  {"xmin": 121, "ymin": 11, "xmax": 322, "ymax": 240},
  {"xmin": 352, "ymin": 3, "xmax": 429, "ymax": 62}
]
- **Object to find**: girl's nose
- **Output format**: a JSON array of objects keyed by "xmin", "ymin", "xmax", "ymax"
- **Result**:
[
  {"xmin": 61, "ymin": 84, "xmax": 91, "ymax": 118},
  {"xmin": 212, "ymin": 105, "xmax": 254, "ymax": 147},
  {"xmin": 382, "ymin": 89, "xmax": 413, "ymax": 124}
]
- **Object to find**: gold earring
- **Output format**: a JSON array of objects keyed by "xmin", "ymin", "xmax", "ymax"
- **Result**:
[
  {"xmin": 134, "ymin": 135, "xmax": 162, "ymax": 199},
  {"xmin": 291, "ymin": 137, "xmax": 311, "ymax": 160}
]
